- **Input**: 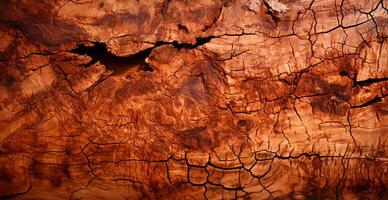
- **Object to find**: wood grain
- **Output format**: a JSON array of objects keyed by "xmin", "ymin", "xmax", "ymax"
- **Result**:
[{"xmin": 0, "ymin": 0, "xmax": 387, "ymax": 199}]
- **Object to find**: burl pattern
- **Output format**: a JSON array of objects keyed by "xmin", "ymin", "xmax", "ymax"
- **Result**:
[{"xmin": 0, "ymin": 0, "xmax": 387, "ymax": 199}]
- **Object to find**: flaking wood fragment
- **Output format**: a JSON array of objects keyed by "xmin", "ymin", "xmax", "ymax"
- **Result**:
[
  {"xmin": 266, "ymin": 0, "xmax": 289, "ymax": 13},
  {"xmin": 0, "ymin": 0, "xmax": 387, "ymax": 199}
]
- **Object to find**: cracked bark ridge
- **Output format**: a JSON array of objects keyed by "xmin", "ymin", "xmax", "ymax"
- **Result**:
[{"xmin": 0, "ymin": 0, "xmax": 387, "ymax": 199}]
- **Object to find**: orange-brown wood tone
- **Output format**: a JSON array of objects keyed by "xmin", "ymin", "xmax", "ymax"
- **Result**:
[{"xmin": 0, "ymin": 0, "xmax": 387, "ymax": 199}]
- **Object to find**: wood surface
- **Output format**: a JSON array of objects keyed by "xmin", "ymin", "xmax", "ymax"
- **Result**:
[{"xmin": 0, "ymin": 0, "xmax": 387, "ymax": 199}]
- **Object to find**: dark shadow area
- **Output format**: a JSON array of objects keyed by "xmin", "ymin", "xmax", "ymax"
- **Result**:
[
  {"xmin": 339, "ymin": 70, "xmax": 348, "ymax": 77},
  {"xmin": 70, "ymin": 42, "xmax": 153, "ymax": 75},
  {"xmin": 355, "ymin": 77, "xmax": 388, "ymax": 87},
  {"xmin": 261, "ymin": 0, "xmax": 281, "ymax": 23},
  {"xmin": 155, "ymin": 36, "xmax": 215, "ymax": 50},
  {"xmin": 70, "ymin": 37, "xmax": 215, "ymax": 75},
  {"xmin": 352, "ymin": 95, "xmax": 385, "ymax": 108},
  {"xmin": 237, "ymin": 119, "xmax": 247, "ymax": 127},
  {"xmin": 177, "ymin": 24, "xmax": 189, "ymax": 33}
]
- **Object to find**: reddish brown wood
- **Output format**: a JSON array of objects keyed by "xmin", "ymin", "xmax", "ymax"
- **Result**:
[{"xmin": 0, "ymin": 0, "xmax": 387, "ymax": 199}]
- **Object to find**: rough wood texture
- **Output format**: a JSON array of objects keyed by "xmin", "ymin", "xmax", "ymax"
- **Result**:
[{"xmin": 0, "ymin": 0, "xmax": 387, "ymax": 199}]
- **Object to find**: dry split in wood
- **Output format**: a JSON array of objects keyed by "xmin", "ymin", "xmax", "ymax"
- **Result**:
[{"xmin": 0, "ymin": 0, "xmax": 387, "ymax": 199}]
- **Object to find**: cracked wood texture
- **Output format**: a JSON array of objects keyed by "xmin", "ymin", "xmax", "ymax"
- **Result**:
[{"xmin": 0, "ymin": 0, "xmax": 387, "ymax": 199}]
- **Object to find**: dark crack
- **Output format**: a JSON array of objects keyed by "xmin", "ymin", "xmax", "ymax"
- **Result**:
[
  {"xmin": 69, "ymin": 37, "xmax": 215, "ymax": 74},
  {"xmin": 352, "ymin": 95, "xmax": 387, "ymax": 108},
  {"xmin": 355, "ymin": 77, "xmax": 388, "ymax": 87},
  {"xmin": 1, "ymin": 0, "xmax": 387, "ymax": 199},
  {"xmin": 0, "ymin": 184, "xmax": 32, "ymax": 199},
  {"xmin": 70, "ymin": 42, "xmax": 154, "ymax": 75},
  {"xmin": 155, "ymin": 36, "xmax": 215, "ymax": 50}
]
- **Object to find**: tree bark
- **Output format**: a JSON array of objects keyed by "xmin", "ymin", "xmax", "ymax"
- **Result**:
[{"xmin": 0, "ymin": 0, "xmax": 387, "ymax": 199}]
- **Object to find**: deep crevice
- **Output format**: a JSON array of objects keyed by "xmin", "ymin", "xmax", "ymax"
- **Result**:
[
  {"xmin": 355, "ymin": 77, "xmax": 388, "ymax": 87},
  {"xmin": 352, "ymin": 95, "xmax": 386, "ymax": 108},
  {"xmin": 70, "ymin": 42, "xmax": 153, "ymax": 75},
  {"xmin": 156, "ymin": 36, "xmax": 215, "ymax": 50},
  {"xmin": 70, "ymin": 37, "xmax": 214, "ymax": 74}
]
